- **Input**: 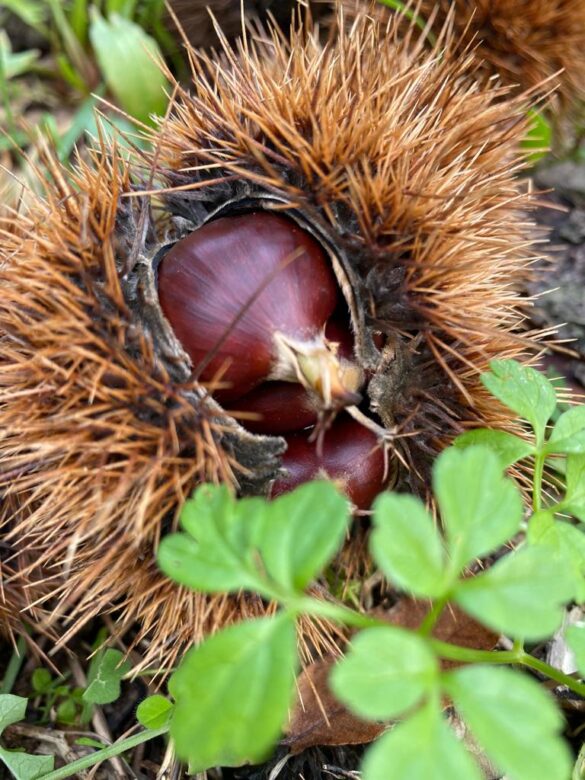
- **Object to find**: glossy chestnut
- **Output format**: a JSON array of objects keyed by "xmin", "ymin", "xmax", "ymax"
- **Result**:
[
  {"xmin": 270, "ymin": 416, "xmax": 387, "ymax": 509},
  {"xmin": 158, "ymin": 211, "xmax": 362, "ymax": 405}
]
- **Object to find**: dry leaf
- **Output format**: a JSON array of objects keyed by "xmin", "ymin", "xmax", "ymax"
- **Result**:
[
  {"xmin": 283, "ymin": 656, "xmax": 384, "ymax": 754},
  {"xmin": 384, "ymin": 597, "xmax": 498, "ymax": 668}
]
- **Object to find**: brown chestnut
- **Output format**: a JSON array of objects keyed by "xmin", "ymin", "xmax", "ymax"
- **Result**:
[
  {"xmin": 231, "ymin": 381, "xmax": 318, "ymax": 434},
  {"xmin": 270, "ymin": 416, "xmax": 387, "ymax": 509},
  {"xmin": 158, "ymin": 211, "xmax": 363, "ymax": 406}
]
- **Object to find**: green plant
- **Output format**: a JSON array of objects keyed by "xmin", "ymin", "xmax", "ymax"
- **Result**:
[
  {"xmin": 1, "ymin": 359, "xmax": 584, "ymax": 779},
  {"xmin": 152, "ymin": 358, "xmax": 585, "ymax": 778},
  {"xmin": 0, "ymin": 0, "xmax": 173, "ymax": 162}
]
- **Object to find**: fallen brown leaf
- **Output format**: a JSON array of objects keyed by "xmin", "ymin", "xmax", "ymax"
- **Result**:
[
  {"xmin": 283, "ymin": 656, "xmax": 384, "ymax": 754},
  {"xmin": 384, "ymin": 597, "xmax": 498, "ymax": 668}
]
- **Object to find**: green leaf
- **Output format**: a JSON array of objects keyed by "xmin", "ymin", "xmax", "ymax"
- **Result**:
[
  {"xmin": 566, "ymin": 624, "xmax": 585, "ymax": 677},
  {"xmin": 330, "ymin": 627, "xmax": 439, "ymax": 721},
  {"xmin": 56, "ymin": 698, "xmax": 78, "ymax": 725},
  {"xmin": 454, "ymin": 428, "xmax": 534, "ymax": 468},
  {"xmin": 454, "ymin": 546, "xmax": 573, "ymax": 640},
  {"xmin": 361, "ymin": 700, "xmax": 482, "ymax": 780},
  {"xmin": 481, "ymin": 359, "xmax": 557, "ymax": 441},
  {"xmin": 31, "ymin": 668, "xmax": 52, "ymax": 695},
  {"xmin": 0, "ymin": 695, "xmax": 27, "ymax": 734},
  {"xmin": 563, "ymin": 454, "xmax": 585, "ymax": 522},
  {"xmin": 0, "ymin": 32, "xmax": 40, "ymax": 79},
  {"xmin": 0, "ymin": 695, "xmax": 55, "ymax": 779},
  {"xmin": 82, "ymin": 649, "xmax": 130, "ymax": 706},
  {"xmin": 136, "ymin": 695, "xmax": 174, "ymax": 730},
  {"xmin": 157, "ymin": 484, "xmax": 267, "ymax": 595},
  {"xmin": 370, "ymin": 493, "xmax": 447, "ymax": 598},
  {"xmin": 169, "ymin": 615, "xmax": 297, "ymax": 771},
  {"xmin": 433, "ymin": 446, "xmax": 523, "ymax": 572},
  {"xmin": 0, "ymin": 749, "xmax": 54, "ymax": 780},
  {"xmin": 75, "ymin": 737, "xmax": 105, "ymax": 749},
  {"xmin": 521, "ymin": 108, "xmax": 552, "ymax": 166},
  {"xmin": 547, "ymin": 407, "xmax": 585, "ymax": 454},
  {"xmin": 89, "ymin": 10, "xmax": 169, "ymax": 124},
  {"xmin": 159, "ymin": 481, "xmax": 349, "ymax": 598},
  {"xmin": 254, "ymin": 481, "xmax": 350, "ymax": 592},
  {"xmin": 528, "ymin": 512, "xmax": 585, "ymax": 602},
  {"xmin": 444, "ymin": 666, "xmax": 572, "ymax": 780}
]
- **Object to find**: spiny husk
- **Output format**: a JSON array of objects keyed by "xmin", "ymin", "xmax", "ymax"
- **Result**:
[
  {"xmin": 153, "ymin": 5, "xmax": 543, "ymax": 470},
  {"xmin": 166, "ymin": 0, "xmax": 324, "ymax": 49},
  {"xmin": 0, "ymin": 6, "xmax": 545, "ymax": 668},
  {"xmin": 414, "ymin": 0, "xmax": 585, "ymax": 113}
]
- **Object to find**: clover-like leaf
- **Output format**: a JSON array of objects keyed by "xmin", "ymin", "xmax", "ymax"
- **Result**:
[
  {"xmin": 444, "ymin": 666, "xmax": 572, "ymax": 780},
  {"xmin": 547, "ymin": 407, "xmax": 585, "ymax": 454},
  {"xmin": 528, "ymin": 512, "xmax": 585, "ymax": 603},
  {"xmin": 563, "ymin": 454, "xmax": 585, "ymax": 522},
  {"xmin": 330, "ymin": 627, "xmax": 439, "ymax": 721},
  {"xmin": 454, "ymin": 428, "xmax": 534, "ymax": 468},
  {"xmin": 254, "ymin": 481, "xmax": 350, "ymax": 592},
  {"xmin": 454, "ymin": 546, "xmax": 573, "ymax": 640},
  {"xmin": 481, "ymin": 360, "xmax": 556, "ymax": 442},
  {"xmin": 157, "ymin": 485, "xmax": 267, "ymax": 595},
  {"xmin": 169, "ymin": 615, "xmax": 297, "ymax": 771},
  {"xmin": 159, "ymin": 481, "xmax": 350, "ymax": 599},
  {"xmin": 433, "ymin": 446, "xmax": 523, "ymax": 572},
  {"xmin": 136, "ymin": 695, "xmax": 174, "ymax": 730},
  {"xmin": 371, "ymin": 493, "xmax": 447, "ymax": 598},
  {"xmin": 361, "ymin": 700, "xmax": 482, "ymax": 780},
  {"xmin": 83, "ymin": 649, "xmax": 131, "ymax": 706}
]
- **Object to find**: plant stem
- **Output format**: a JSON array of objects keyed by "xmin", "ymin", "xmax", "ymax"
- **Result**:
[
  {"xmin": 533, "ymin": 449, "xmax": 546, "ymax": 512},
  {"xmin": 431, "ymin": 640, "xmax": 519, "ymax": 665},
  {"xmin": 520, "ymin": 653, "xmax": 585, "ymax": 697},
  {"xmin": 288, "ymin": 596, "xmax": 384, "ymax": 630},
  {"xmin": 37, "ymin": 727, "xmax": 168, "ymax": 780},
  {"xmin": 0, "ymin": 636, "xmax": 27, "ymax": 694},
  {"xmin": 418, "ymin": 595, "xmax": 449, "ymax": 636},
  {"xmin": 432, "ymin": 639, "xmax": 585, "ymax": 697}
]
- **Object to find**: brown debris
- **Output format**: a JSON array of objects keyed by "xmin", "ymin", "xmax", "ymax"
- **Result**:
[
  {"xmin": 386, "ymin": 598, "xmax": 499, "ymax": 668},
  {"xmin": 284, "ymin": 656, "xmax": 385, "ymax": 754}
]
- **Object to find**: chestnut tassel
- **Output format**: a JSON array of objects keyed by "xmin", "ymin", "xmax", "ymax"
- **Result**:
[
  {"xmin": 231, "ymin": 318, "xmax": 362, "ymax": 434},
  {"xmin": 158, "ymin": 211, "xmax": 363, "ymax": 406}
]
